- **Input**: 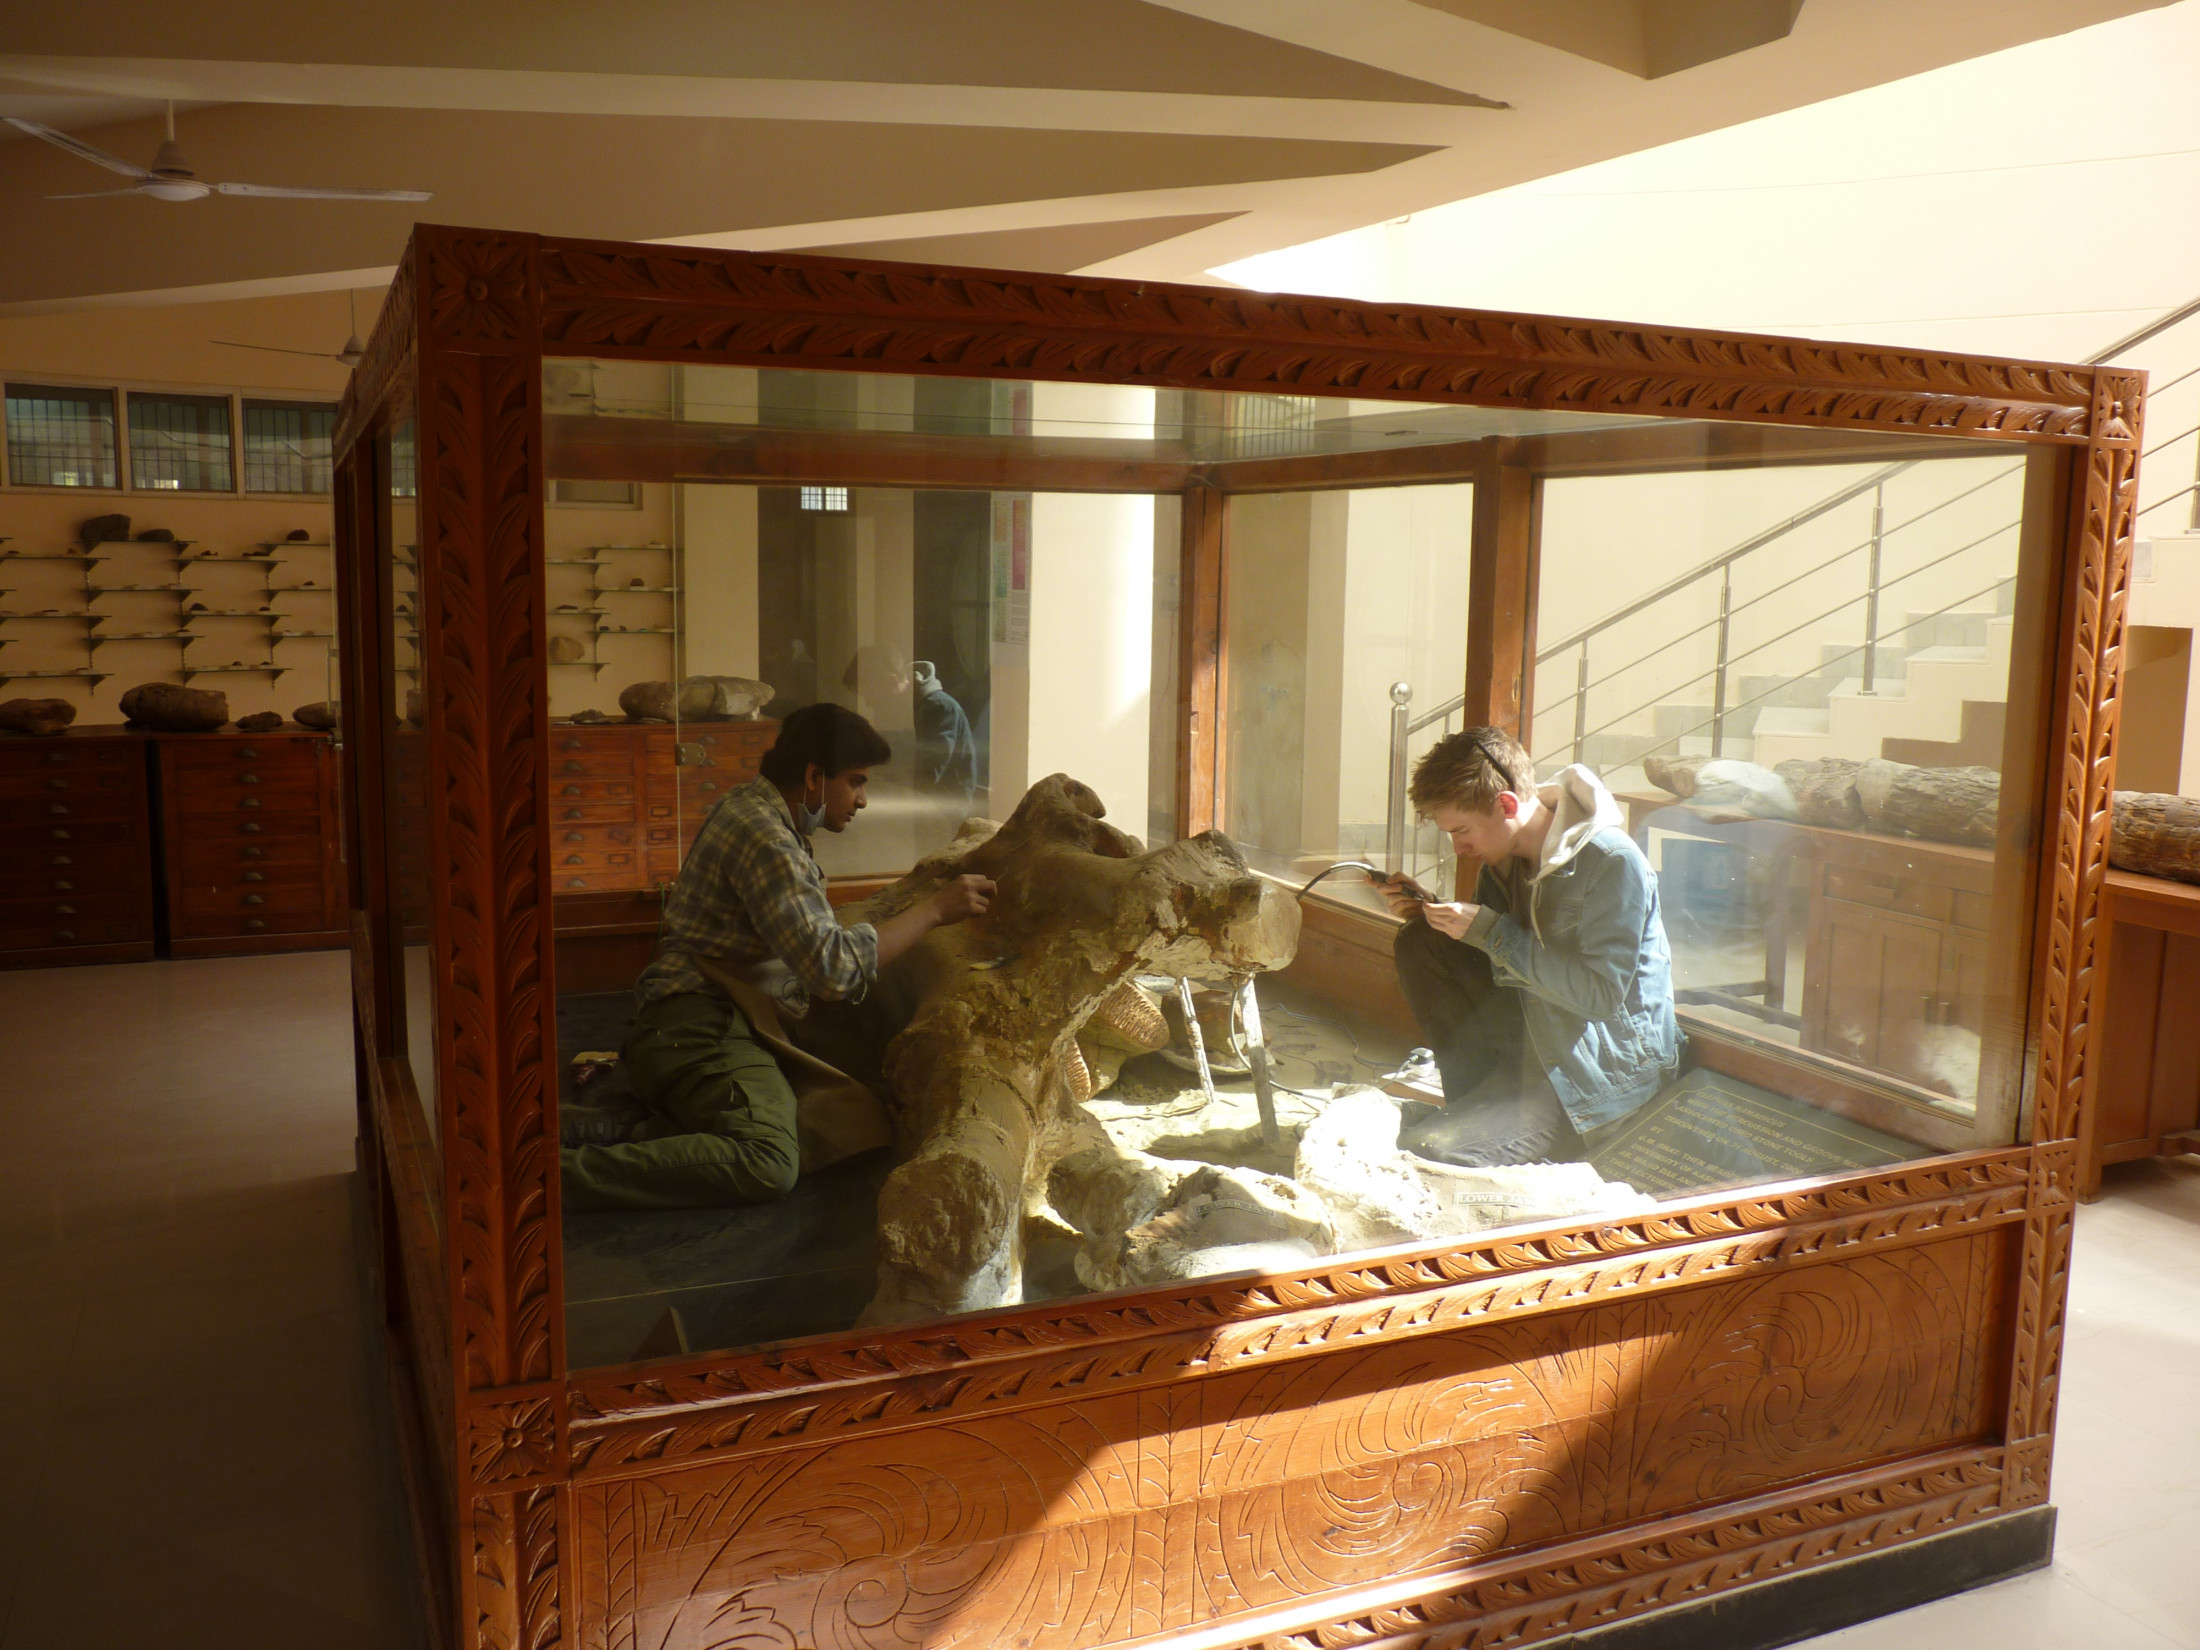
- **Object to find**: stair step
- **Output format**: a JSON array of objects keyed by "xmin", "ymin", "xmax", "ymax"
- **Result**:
[{"xmin": 1752, "ymin": 706, "xmax": 1830, "ymax": 738}]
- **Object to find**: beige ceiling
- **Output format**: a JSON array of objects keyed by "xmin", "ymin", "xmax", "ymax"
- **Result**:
[{"xmin": 0, "ymin": 0, "xmax": 2173, "ymax": 313}]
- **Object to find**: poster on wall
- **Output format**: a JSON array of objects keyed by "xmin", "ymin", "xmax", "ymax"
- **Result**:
[{"xmin": 991, "ymin": 493, "xmax": 1031, "ymax": 660}]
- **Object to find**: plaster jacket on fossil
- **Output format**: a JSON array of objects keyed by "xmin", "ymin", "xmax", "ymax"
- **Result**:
[{"xmin": 834, "ymin": 774, "xmax": 1300, "ymax": 1325}]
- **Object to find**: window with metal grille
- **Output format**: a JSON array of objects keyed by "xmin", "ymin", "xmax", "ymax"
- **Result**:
[
  {"xmin": 242, "ymin": 400, "xmax": 336, "ymax": 494},
  {"xmin": 128, "ymin": 391, "xmax": 233, "ymax": 491},
  {"xmin": 4, "ymin": 383, "xmax": 117, "ymax": 488},
  {"xmin": 799, "ymin": 485, "xmax": 849, "ymax": 512},
  {"xmin": 389, "ymin": 421, "xmax": 417, "ymax": 498}
]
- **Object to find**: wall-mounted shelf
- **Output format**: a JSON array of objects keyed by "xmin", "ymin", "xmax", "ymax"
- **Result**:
[
  {"xmin": 0, "ymin": 668, "xmax": 111, "ymax": 683},
  {"xmin": 183, "ymin": 666, "xmax": 294, "ymax": 679},
  {"xmin": 601, "ymin": 585, "xmax": 680, "ymax": 594},
  {"xmin": 89, "ymin": 584, "xmax": 188, "ymax": 595},
  {"xmin": 256, "ymin": 540, "xmax": 330, "ymax": 549},
  {"xmin": 596, "ymin": 626, "xmax": 678, "ymax": 635},
  {"xmin": 0, "ymin": 612, "xmax": 95, "ymax": 622}
]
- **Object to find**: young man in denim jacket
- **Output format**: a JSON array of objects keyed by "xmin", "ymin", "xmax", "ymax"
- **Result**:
[{"xmin": 1381, "ymin": 726, "xmax": 1679, "ymax": 1166}]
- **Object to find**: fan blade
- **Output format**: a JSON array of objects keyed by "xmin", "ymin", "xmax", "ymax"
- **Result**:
[
  {"xmin": 213, "ymin": 181, "xmax": 432, "ymax": 201},
  {"xmin": 47, "ymin": 187, "xmax": 150, "ymax": 200},
  {"xmin": 2, "ymin": 118, "xmax": 155, "ymax": 180},
  {"xmin": 210, "ymin": 340, "xmax": 346, "ymax": 360}
]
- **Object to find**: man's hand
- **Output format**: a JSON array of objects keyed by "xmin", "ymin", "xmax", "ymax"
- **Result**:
[
  {"xmin": 1379, "ymin": 872, "xmax": 1433, "ymax": 920},
  {"xmin": 1421, "ymin": 900, "xmax": 1481, "ymax": 940},
  {"xmin": 930, "ymin": 874, "xmax": 996, "ymax": 925}
]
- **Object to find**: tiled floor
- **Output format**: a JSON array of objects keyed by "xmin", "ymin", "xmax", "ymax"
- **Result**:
[
  {"xmin": 0, "ymin": 951, "xmax": 421, "ymax": 1650},
  {"xmin": 1, "ymin": 950, "xmax": 2193, "ymax": 1648}
]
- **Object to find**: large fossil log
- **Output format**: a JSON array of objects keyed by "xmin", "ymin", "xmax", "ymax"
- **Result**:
[
  {"xmin": 838, "ymin": 774, "xmax": 1301, "ymax": 1325},
  {"xmin": 2111, "ymin": 791, "xmax": 2200, "ymax": 884}
]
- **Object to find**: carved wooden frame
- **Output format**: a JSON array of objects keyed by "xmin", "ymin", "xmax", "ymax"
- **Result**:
[{"xmin": 333, "ymin": 225, "xmax": 2138, "ymax": 1650}]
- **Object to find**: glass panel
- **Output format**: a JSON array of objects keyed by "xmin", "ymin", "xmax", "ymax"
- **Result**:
[
  {"xmin": 1225, "ymin": 481, "xmax": 1475, "ymax": 917},
  {"xmin": 127, "ymin": 392, "xmax": 233, "ymax": 492},
  {"xmin": 1519, "ymin": 440, "xmax": 2050, "ymax": 1185},
  {"xmin": 544, "ymin": 357, "xmax": 2055, "ymax": 1372},
  {"xmin": 5, "ymin": 382, "xmax": 117, "ymax": 488},
  {"xmin": 382, "ymin": 419, "xmax": 437, "ymax": 1140},
  {"xmin": 242, "ymin": 400, "xmax": 336, "ymax": 494}
]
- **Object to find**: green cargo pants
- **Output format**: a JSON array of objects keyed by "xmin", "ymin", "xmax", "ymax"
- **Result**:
[{"xmin": 560, "ymin": 991, "xmax": 801, "ymax": 1211}]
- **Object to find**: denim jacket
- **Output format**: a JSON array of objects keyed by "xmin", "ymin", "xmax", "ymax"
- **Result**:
[{"xmin": 1462, "ymin": 764, "xmax": 1680, "ymax": 1133}]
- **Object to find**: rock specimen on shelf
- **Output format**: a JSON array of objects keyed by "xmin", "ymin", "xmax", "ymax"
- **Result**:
[
  {"xmin": 2111, "ymin": 791, "xmax": 2200, "ymax": 884},
  {"xmin": 285, "ymin": 528, "xmax": 312, "ymax": 541},
  {"xmin": 135, "ymin": 527, "xmax": 174, "ymax": 542},
  {"xmin": 618, "ymin": 673, "xmax": 775, "ymax": 723},
  {"xmin": 1774, "ymin": 757, "xmax": 1870, "ymax": 830},
  {"xmin": 547, "ymin": 634, "xmax": 588, "ymax": 664},
  {"xmin": 565, "ymin": 707, "xmax": 613, "ymax": 725},
  {"xmin": 839, "ymin": 774, "xmax": 1301, "ymax": 1325},
  {"xmin": 77, "ymin": 513, "xmax": 128, "ymax": 549},
  {"xmin": 0, "ymin": 697, "xmax": 78, "ymax": 737},
  {"xmin": 235, "ymin": 711, "xmax": 284, "ymax": 733},
  {"xmin": 1856, "ymin": 759, "xmax": 1999, "ymax": 846},
  {"xmin": 292, "ymin": 702, "xmax": 339, "ymax": 731},
  {"xmin": 1644, "ymin": 755, "xmax": 1796, "ymax": 820},
  {"xmin": 119, "ymin": 682, "xmax": 228, "ymax": 732}
]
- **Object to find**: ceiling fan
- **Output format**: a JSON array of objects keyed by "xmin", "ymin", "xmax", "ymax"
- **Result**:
[
  {"xmin": 213, "ymin": 290, "xmax": 369, "ymax": 369},
  {"xmin": 3, "ymin": 102, "xmax": 430, "ymax": 204}
]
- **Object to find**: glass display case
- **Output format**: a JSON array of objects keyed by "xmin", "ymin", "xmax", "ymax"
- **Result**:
[{"xmin": 336, "ymin": 226, "xmax": 2139, "ymax": 1650}]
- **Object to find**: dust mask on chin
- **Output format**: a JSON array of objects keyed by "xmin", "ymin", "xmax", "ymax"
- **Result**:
[{"xmin": 799, "ymin": 788, "xmax": 826, "ymax": 833}]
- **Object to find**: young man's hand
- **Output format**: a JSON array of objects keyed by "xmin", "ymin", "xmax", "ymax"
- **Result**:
[
  {"xmin": 1378, "ymin": 872, "xmax": 1432, "ymax": 920},
  {"xmin": 931, "ymin": 874, "xmax": 996, "ymax": 924},
  {"xmin": 1421, "ymin": 901, "xmax": 1482, "ymax": 940}
]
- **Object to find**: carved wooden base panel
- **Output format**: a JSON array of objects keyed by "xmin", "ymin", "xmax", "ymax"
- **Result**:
[{"xmin": 567, "ymin": 1235, "xmax": 2006, "ymax": 1649}]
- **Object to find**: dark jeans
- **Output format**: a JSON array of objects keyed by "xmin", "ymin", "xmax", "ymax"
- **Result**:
[{"xmin": 1392, "ymin": 916, "xmax": 1584, "ymax": 1167}]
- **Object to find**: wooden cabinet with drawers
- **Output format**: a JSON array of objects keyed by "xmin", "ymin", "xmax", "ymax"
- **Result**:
[
  {"xmin": 545, "ymin": 717, "xmax": 777, "ymax": 896},
  {"xmin": 0, "ymin": 728, "xmax": 157, "ymax": 968},
  {"xmin": 152, "ymin": 727, "xmax": 345, "ymax": 957}
]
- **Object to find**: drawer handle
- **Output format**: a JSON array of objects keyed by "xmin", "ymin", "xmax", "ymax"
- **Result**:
[
  {"xmin": 562, "ymin": 760, "xmax": 583, "ymax": 774},
  {"xmin": 239, "ymin": 773, "xmax": 260, "ymax": 785},
  {"xmin": 51, "ymin": 879, "xmax": 73, "ymax": 891},
  {"xmin": 563, "ymin": 854, "xmax": 582, "ymax": 865},
  {"xmin": 562, "ymin": 785, "xmax": 580, "ymax": 796},
  {"xmin": 50, "ymin": 853, "xmax": 72, "ymax": 864},
  {"xmin": 49, "ymin": 828, "xmax": 70, "ymax": 840},
  {"xmin": 560, "ymin": 738, "xmax": 583, "ymax": 751},
  {"xmin": 240, "ymin": 797, "xmax": 261, "ymax": 809},
  {"xmin": 238, "ymin": 747, "xmax": 260, "ymax": 759},
  {"xmin": 44, "ymin": 750, "xmax": 65, "ymax": 764},
  {"xmin": 47, "ymin": 777, "xmax": 67, "ymax": 790},
  {"xmin": 48, "ymin": 804, "xmax": 69, "ymax": 816},
  {"xmin": 564, "ymin": 832, "xmax": 584, "ymax": 843},
  {"xmin": 242, "ymin": 894, "xmax": 265, "ymax": 906},
  {"xmin": 562, "ymin": 808, "xmax": 582, "ymax": 820},
  {"xmin": 55, "ymin": 904, "xmax": 76, "ymax": 916},
  {"xmin": 243, "ymin": 919, "xmax": 266, "ymax": 932},
  {"xmin": 240, "ymin": 822, "xmax": 263, "ymax": 835},
  {"xmin": 240, "ymin": 845, "xmax": 264, "ymax": 859},
  {"xmin": 566, "ymin": 877, "xmax": 586, "ymax": 888},
  {"xmin": 55, "ymin": 929, "xmax": 75, "ymax": 942}
]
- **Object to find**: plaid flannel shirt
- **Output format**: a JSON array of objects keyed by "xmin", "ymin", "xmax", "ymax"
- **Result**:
[{"xmin": 635, "ymin": 775, "xmax": 879, "ymax": 1014}]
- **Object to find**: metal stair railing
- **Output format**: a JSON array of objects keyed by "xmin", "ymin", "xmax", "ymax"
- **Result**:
[{"xmin": 1378, "ymin": 291, "xmax": 2200, "ymax": 876}]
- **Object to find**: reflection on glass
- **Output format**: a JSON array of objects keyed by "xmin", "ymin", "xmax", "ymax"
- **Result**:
[
  {"xmin": 539, "ymin": 360, "xmax": 2053, "ymax": 1372},
  {"xmin": 1225, "ymin": 483, "xmax": 1474, "ymax": 915},
  {"xmin": 382, "ymin": 419, "xmax": 438, "ymax": 1138}
]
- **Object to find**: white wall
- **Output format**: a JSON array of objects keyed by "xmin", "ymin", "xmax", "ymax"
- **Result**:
[{"xmin": 987, "ymin": 382, "xmax": 1158, "ymax": 831}]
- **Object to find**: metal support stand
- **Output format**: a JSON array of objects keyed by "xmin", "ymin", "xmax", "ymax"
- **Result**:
[
  {"xmin": 1235, "ymin": 973, "xmax": 1282, "ymax": 1149},
  {"xmin": 1175, "ymin": 976, "xmax": 1219, "ymax": 1112}
]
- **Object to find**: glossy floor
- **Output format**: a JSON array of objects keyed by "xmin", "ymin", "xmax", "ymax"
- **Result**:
[
  {"xmin": 0, "ymin": 951, "xmax": 421, "ymax": 1650},
  {"xmin": 1, "ymin": 950, "xmax": 2192, "ymax": 1648}
]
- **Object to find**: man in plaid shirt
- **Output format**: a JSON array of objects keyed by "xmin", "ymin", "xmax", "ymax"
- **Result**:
[{"xmin": 562, "ymin": 702, "xmax": 994, "ymax": 1209}]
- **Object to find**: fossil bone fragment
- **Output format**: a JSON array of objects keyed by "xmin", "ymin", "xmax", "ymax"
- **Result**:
[
  {"xmin": 618, "ymin": 674, "xmax": 774, "ymax": 723},
  {"xmin": 0, "ymin": 698, "xmax": 77, "ymax": 737},
  {"xmin": 839, "ymin": 774, "xmax": 1301, "ymax": 1325},
  {"xmin": 119, "ymin": 682, "xmax": 227, "ymax": 732}
]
